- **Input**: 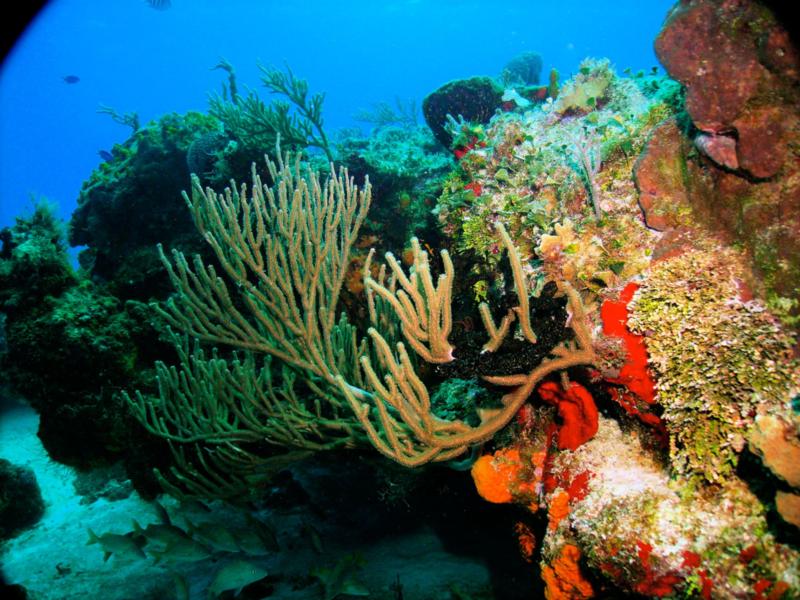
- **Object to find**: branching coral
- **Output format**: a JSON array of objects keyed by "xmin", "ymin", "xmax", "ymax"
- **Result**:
[
  {"xmin": 562, "ymin": 126, "xmax": 603, "ymax": 220},
  {"xmin": 364, "ymin": 238, "xmax": 455, "ymax": 364},
  {"xmin": 339, "ymin": 223, "xmax": 597, "ymax": 467},
  {"xmin": 127, "ymin": 150, "xmax": 372, "ymax": 495},
  {"xmin": 129, "ymin": 148, "xmax": 598, "ymax": 493}
]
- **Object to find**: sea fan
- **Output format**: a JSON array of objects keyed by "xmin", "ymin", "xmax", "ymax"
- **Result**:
[{"xmin": 145, "ymin": 0, "xmax": 171, "ymax": 10}]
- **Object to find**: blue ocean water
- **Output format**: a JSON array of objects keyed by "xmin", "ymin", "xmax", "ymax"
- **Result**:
[{"xmin": 0, "ymin": 0, "xmax": 673, "ymax": 230}]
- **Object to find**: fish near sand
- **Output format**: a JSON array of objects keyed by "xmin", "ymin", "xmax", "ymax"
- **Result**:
[
  {"xmin": 207, "ymin": 560, "xmax": 268, "ymax": 599},
  {"xmin": 87, "ymin": 528, "xmax": 146, "ymax": 562},
  {"xmin": 231, "ymin": 514, "xmax": 281, "ymax": 556},
  {"xmin": 185, "ymin": 518, "xmax": 239, "ymax": 553},
  {"xmin": 149, "ymin": 535, "xmax": 211, "ymax": 564},
  {"xmin": 131, "ymin": 518, "xmax": 189, "ymax": 550}
]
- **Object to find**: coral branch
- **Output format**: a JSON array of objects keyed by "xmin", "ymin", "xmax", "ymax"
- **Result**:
[{"xmin": 366, "ymin": 238, "xmax": 455, "ymax": 364}]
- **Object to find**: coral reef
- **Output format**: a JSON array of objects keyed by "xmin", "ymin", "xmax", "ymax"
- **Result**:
[
  {"xmin": 0, "ymin": 202, "xmax": 168, "ymax": 488},
  {"xmin": 336, "ymin": 123, "xmax": 452, "ymax": 251},
  {"xmin": 0, "ymin": 201, "xmax": 75, "ymax": 313},
  {"xmin": 117, "ymin": 20, "xmax": 800, "ymax": 592},
  {"xmin": 2, "ymin": 1, "xmax": 799, "ymax": 597},
  {"xmin": 69, "ymin": 112, "xmax": 221, "ymax": 299},
  {"xmin": 433, "ymin": 57, "xmax": 671, "ymax": 296}
]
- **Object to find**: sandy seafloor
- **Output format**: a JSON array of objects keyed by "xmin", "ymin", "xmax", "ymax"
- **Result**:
[{"xmin": 0, "ymin": 397, "xmax": 507, "ymax": 600}]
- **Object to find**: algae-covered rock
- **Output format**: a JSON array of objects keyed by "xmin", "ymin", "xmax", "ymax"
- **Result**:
[
  {"xmin": 0, "ymin": 201, "xmax": 75, "ymax": 317},
  {"xmin": 4, "ymin": 282, "xmax": 141, "ymax": 464},
  {"xmin": 0, "ymin": 203, "xmax": 168, "ymax": 472},
  {"xmin": 69, "ymin": 111, "xmax": 221, "ymax": 300},
  {"xmin": 633, "ymin": 117, "xmax": 694, "ymax": 231},
  {"xmin": 628, "ymin": 245, "xmax": 799, "ymax": 485},
  {"xmin": 422, "ymin": 77, "xmax": 503, "ymax": 148}
]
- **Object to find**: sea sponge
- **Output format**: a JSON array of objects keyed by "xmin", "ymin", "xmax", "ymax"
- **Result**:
[
  {"xmin": 542, "ymin": 544, "xmax": 594, "ymax": 600},
  {"xmin": 553, "ymin": 58, "xmax": 615, "ymax": 116},
  {"xmin": 471, "ymin": 448, "xmax": 525, "ymax": 504}
]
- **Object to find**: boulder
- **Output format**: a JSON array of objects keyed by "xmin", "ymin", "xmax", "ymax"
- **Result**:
[
  {"xmin": 633, "ymin": 118, "xmax": 693, "ymax": 231},
  {"xmin": 653, "ymin": 0, "xmax": 800, "ymax": 332},
  {"xmin": 0, "ymin": 459, "xmax": 44, "ymax": 541},
  {"xmin": 655, "ymin": 0, "xmax": 799, "ymax": 180},
  {"xmin": 422, "ymin": 77, "xmax": 503, "ymax": 148}
]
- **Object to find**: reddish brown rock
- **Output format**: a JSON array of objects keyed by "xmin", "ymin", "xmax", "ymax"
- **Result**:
[
  {"xmin": 655, "ymin": 0, "xmax": 766, "ymax": 131},
  {"xmin": 733, "ymin": 105, "xmax": 786, "ymax": 178},
  {"xmin": 653, "ymin": 0, "xmax": 800, "ymax": 333},
  {"xmin": 655, "ymin": 0, "xmax": 798, "ymax": 178},
  {"xmin": 633, "ymin": 118, "xmax": 693, "ymax": 231}
]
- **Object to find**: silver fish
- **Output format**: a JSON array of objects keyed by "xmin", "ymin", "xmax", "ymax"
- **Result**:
[
  {"xmin": 87, "ymin": 528, "xmax": 146, "ymax": 562},
  {"xmin": 207, "ymin": 559, "xmax": 268, "ymax": 598},
  {"xmin": 149, "ymin": 536, "xmax": 211, "ymax": 564},
  {"xmin": 185, "ymin": 518, "xmax": 239, "ymax": 553},
  {"xmin": 131, "ymin": 518, "xmax": 189, "ymax": 549}
]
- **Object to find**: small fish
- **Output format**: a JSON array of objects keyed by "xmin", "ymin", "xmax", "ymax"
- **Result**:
[
  {"xmin": 233, "ymin": 528, "xmax": 273, "ymax": 556},
  {"xmin": 185, "ymin": 518, "xmax": 239, "ymax": 553},
  {"xmin": 62, "ymin": 75, "xmax": 80, "ymax": 84},
  {"xmin": 153, "ymin": 500, "xmax": 172, "ymax": 526},
  {"xmin": 145, "ymin": 0, "xmax": 172, "ymax": 10},
  {"xmin": 179, "ymin": 498, "xmax": 212, "ymax": 513},
  {"xmin": 149, "ymin": 536, "xmax": 211, "ymax": 564},
  {"xmin": 173, "ymin": 573, "xmax": 190, "ymax": 600},
  {"xmin": 302, "ymin": 521, "xmax": 324, "ymax": 554},
  {"xmin": 234, "ymin": 517, "xmax": 279, "ymax": 556},
  {"xmin": 131, "ymin": 518, "xmax": 189, "ymax": 549},
  {"xmin": 312, "ymin": 554, "xmax": 369, "ymax": 600},
  {"xmin": 87, "ymin": 528, "xmax": 146, "ymax": 562},
  {"xmin": 98, "ymin": 150, "xmax": 113, "ymax": 162},
  {"xmin": 207, "ymin": 560, "xmax": 268, "ymax": 599},
  {"xmin": 245, "ymin": 514, "xmax": 280, "ymax": 552}
]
